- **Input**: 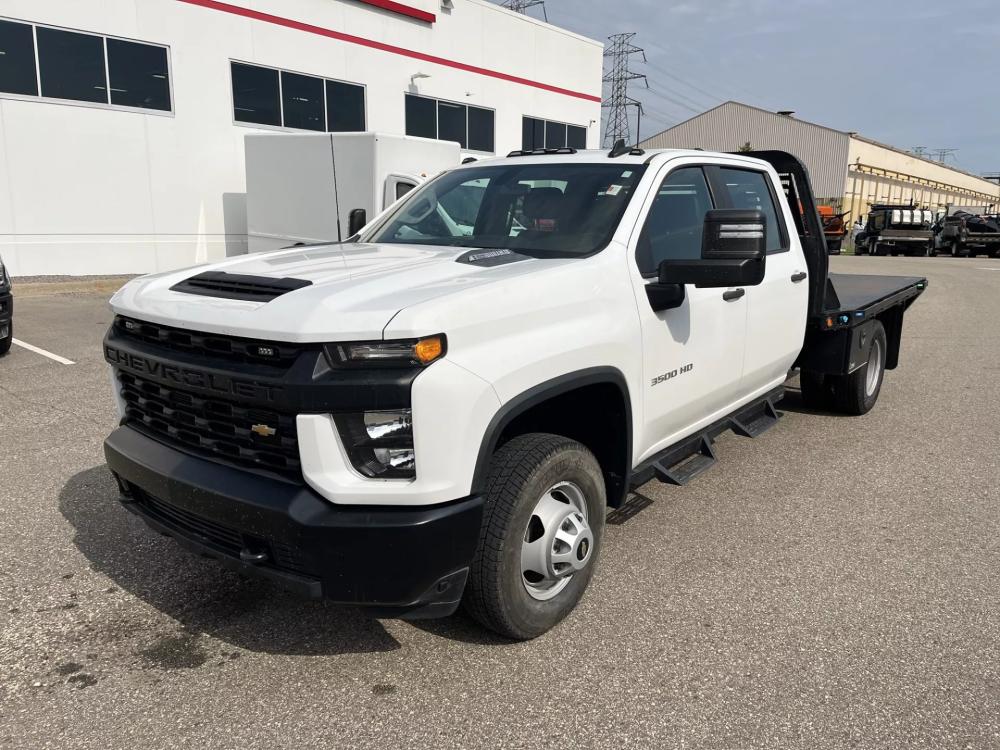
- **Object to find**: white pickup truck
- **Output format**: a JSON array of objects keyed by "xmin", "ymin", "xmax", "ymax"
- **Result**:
[{"xmin": 103, "ymin": 145, "xmax": 926, "ymax": 639}]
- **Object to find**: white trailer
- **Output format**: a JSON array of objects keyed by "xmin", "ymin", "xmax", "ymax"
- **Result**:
[{"xmin": 245, "ymin": 132, "xmax": 462, "ymax": 253}]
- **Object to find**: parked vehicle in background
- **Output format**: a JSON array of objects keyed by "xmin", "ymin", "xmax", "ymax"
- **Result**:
[
  {"xmin": 0, "ymin": 254, "xmax": 12, "ymax": 356},
  {"xmin": 856, "ymin": 204, "xmax": 935, "ymax": 256},
  {"xmin": 245, "ymin": 132, "xmax": 462, "ymax": 253},
  {"xmin": 817, "ymin": 206, "xmax": 849, "ymax": 254},
  {"xmin": 102, "ymin": 147, "xmax": 926, "ymax": 639},
  {"xmin": 934, "ymin": 210, "xmax": 1000, "ymax": 258}
]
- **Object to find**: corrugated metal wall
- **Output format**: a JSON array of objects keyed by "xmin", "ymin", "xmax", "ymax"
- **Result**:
[{"xmin": 640, "ymin": 102, "xmax": 851, "ymax": 200}]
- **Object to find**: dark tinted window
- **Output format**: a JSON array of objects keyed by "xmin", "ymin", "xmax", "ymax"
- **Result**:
[
  {"xmin": 0, "ymin": 20, "xmax": 38, "ymax": 96},
  {"xmin": 37, "ymin": 27, "xmax": 106, "ymax": 103},
  {"xmin": 523, "ymin": 117, "xmax": 586, "ymax": 150},
  {"xmin": 326, "ymin": 80, "xmax": 364, "ymax": 131},
  {"xmin": 717, "ymin": 168, "xmax": 786, "ymax": 253},
  {"xmin": 545, "ymin": 121, "xmax": 567, "ymax": 149},
  {"xmin": 281, "ymin": 71, "xmax": 324, "ymax": 130},
  {"xmin": 405, "ymin": 94, "xmax": 436, "ymax": 139},
  {"xmin": 437, "ymin": 101, "xmax": 467, "ymax": 148},
  {"xmin": 231, "ymin": 62, "xmax": 280, "ymax": 126},
  {"xmin": 107, "ymin": 39, "xmax": 170, "ymax": 111},
  {"xmin": 637, "ymin": 167, "xmax": 714, "ymax": 275},
  {"xmin": 396, "ymin": 181, "xmax": 416, "ymax": 200},
  {"xmin": 522, "ymin": 117, "xmax": 544, "ymax": 150},
  {"xmin": 468, "ymin": 106, "xmax": 494, "ymax": 153}
]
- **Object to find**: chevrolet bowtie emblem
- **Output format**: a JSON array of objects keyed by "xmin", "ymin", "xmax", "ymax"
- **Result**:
[{"xmin": 251, "ymin": 423, "xmax": 277, "ymax": 437}]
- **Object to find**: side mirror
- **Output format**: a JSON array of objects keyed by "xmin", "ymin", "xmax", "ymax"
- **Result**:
[
  {"xmin": 348, "ymin": 208, "xmax": 367, "ymax": 237},
  {"xmin": 658, "ymin": 209, "xmax": 766, "ymax": 288}
]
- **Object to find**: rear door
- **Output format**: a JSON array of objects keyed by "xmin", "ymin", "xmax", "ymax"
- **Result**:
[
  {"xmin": 627, "ymin": 163, "xmax": 749, "ymax": 462},
  {"xmin": 710, "ymin": 165, "xmax": 808, "ymax": 391}
]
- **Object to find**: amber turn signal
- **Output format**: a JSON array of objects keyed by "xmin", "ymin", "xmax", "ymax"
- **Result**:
[{"xmin": 414, "ymin": 335, "xmax": 445, "ymax": 364}]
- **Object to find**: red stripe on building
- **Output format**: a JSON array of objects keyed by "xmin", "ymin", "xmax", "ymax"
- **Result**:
[
  {"xmin": 176, "ymin": 0, "xmax": 603, "ymax": 103},
  {"xmin": 355, "ymin": 0, "xmax": 436, "ymax": 24}
]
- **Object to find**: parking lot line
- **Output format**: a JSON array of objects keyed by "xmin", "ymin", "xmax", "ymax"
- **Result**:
[{"xmin": 11, "ymin": 338, "xmax": 76, "ymax": 365}]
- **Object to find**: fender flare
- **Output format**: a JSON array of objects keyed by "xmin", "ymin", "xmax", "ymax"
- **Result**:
[{"xmin": 470, "ymin": 367, "xmax": 633, "ymax": 506}]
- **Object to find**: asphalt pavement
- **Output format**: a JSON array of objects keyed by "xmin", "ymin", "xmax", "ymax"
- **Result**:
[{"xmin": 1, "ymin": 256, "xmax": 998, "ymax": 749}]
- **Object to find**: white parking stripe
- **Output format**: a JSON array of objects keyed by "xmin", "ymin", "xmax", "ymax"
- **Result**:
[{"xmin": 11, "ymin": 338, "xmax": 76, "ymax": 365}]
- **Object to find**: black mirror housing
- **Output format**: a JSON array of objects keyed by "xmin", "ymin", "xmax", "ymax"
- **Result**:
[
  {"xmin": 348, "ymin": 208, "xmax": 367, "ymax": 237},
  {"xmin": 657, "ymin": 208, "xmax": 767, "ymax": 288}
]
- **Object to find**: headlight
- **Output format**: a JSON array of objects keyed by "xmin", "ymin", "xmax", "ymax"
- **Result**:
[
  {"xmin": 334, "ymin": 409, "xmax": 415, "ymax": 479},
  {"xmin": 324, "ymin": 334, "xmax": 445, "ymax": 368}
]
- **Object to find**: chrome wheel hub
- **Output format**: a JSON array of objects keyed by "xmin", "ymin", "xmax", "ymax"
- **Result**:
[{"xmin": 521, "ymin": 481, "xmax": 593, "ymax": 601}]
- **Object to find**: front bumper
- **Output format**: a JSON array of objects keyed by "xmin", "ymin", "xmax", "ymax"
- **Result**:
[{"xmin": 105, "ymin": 425, "xmax": 484, "ymax": 618}]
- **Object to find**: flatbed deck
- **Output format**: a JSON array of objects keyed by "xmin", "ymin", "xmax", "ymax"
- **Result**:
[{"xmin": 815, "ymin": 273, "xmax": 927, "ymax": 327}]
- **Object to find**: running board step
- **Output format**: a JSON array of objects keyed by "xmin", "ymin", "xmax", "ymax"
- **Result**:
[
  {"xmin": 731, "ymin": 397, "xmax": 781, "ymax": 438},
  {"xmin": 651, "ymin": 436, "xmax": 717, "ymax": 486}
]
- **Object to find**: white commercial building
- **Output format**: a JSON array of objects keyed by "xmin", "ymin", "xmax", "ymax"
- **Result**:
[{"xmin": 0, "ymin": 0, "xmax": 603, "ymax": 276}]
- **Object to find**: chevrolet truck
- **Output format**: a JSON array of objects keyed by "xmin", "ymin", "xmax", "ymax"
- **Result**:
[{"xmin": 103, "ymin": 146, "xmax": 926, "ymax": 639}]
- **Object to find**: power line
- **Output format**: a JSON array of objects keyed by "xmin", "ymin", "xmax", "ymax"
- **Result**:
[{"xmin": 602, "ymin": 32, "xmax": 648, "ymax": 147}]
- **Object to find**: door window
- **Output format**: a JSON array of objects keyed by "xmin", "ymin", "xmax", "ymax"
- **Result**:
[
  {"xmin": 636, "ymin": 167, "xmax": 713, "ymax": 276},
  {"xmin": 716, "ymin": 168, "xmax": 787, "ymax": 253}
]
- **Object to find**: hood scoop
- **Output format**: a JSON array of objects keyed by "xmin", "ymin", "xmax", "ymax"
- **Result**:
[{"xmin": 170, "ymin": 271, "xmax": 312, "ymax": 302}]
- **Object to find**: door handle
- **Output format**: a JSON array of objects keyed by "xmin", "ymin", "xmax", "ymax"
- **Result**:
[
  {"xmin": 791, "ymin": 271, "xmax": 807, "ymax": 283},
  {"xmin": 722, "ymin": 288, "xmax": 745, "ymax": 301}
]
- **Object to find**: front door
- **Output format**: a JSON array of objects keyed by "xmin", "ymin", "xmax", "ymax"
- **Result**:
[{"xmin": 628, "ymin": 164, "xmax": 749, "ymax": 463}]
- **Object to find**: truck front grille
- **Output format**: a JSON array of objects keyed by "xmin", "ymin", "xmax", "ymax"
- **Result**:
[
  {"xmin": 118, "ymin": 371, "xmax": 301, "ymax": 478},
  {"xmin": 113, "ymin": 316, "xmax": 308, "ymax": 369}
]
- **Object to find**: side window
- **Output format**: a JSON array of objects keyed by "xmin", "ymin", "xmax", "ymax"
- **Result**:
[
  {"xmin": 716, "ymin": 168, "xmax": 787, "ymax": 253},
  {"xmin": 636, "ymin": 167, "xmax": 713, "ymax": 275}
]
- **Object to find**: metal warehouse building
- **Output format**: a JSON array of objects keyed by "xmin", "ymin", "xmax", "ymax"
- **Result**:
[
  {"xmin": 0, "ymin": 0, "xmax": 603, "ymax": 276},
  {"xmin": 641, "ymin": 101, "xmax": 1000, "ymax": 223}
]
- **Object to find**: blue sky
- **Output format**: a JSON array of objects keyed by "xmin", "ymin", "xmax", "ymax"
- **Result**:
[{"xmin": 511, "ymin": 0, "xmax": 999, "ymax": 174}]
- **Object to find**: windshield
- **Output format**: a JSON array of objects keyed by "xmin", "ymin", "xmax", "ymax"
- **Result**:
[{"xmin": 366, "ymin": 162, "xmax": 647, "ymax": 257}]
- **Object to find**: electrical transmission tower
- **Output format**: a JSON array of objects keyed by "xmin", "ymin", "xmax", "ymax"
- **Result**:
[
  {"xmin": 501, "ymin": 0, "xmax": 547, "ymax": 20},
  {"xmin": 911, "ymin": 146, "xmax": 927, "ymax": 157},
  {"xmin": 932, "ymin": 148, "xmax": 957, "ymax": 163},
  {"xmin": 602, "ymin": 33, "xmax": 648, "ymax": 147}
]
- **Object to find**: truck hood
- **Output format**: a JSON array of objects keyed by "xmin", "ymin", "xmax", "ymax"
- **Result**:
[{"xmin": 110, "ymin": 242, "xmax": 546, "ymax": 341}]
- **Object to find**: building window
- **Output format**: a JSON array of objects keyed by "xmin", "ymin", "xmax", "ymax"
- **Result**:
[
  {"xmin": 405, "ymin": 93, "xmax": 495, "ymax": 153},
  {"xmin": 326, "ymin": 80, "xmax": 365, "ymax": 132},
  {"xmin": 281, "ymin": 71, "xmax": 324, "ymax": 131},
  {"xmin": 37, "ymin": 27, "xmax": 107, "ymax": 104},
  {"xmin": 0, "ymin": 18, "xmax": 172, "ymax": 113},
  {"xmin": 107, "ymin": 38, "xmax": 171, "ymax": 111},
  {"xmin": 522, "ymin": 116, "xmax": 587, "ymax": 150},
  {"xmin": 231, "ymin": 61, "xmax": 365, "ymax": 132},
  {"xmin": 0, "ymin": 20, "xmax": 38, "ymax": 96}
]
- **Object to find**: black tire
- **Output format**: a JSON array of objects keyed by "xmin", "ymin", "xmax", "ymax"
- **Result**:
[
  {"xmin": 799, "ymin": 369, "xmax": 835, "ymax": 411},
  {"xmin": 832, "ymin": 321, "xmax": 887, "ymax": 415},
  {"xmin": 827, "ymin": 239, "xmax": 842, "ymax": 255},
  {"xmin": 463, "ymin": 433, "xmax": 606, "ymax": 640},
  {"xmin": 0, "ymin": 322, "xmax": 11, "ymax": 356}
]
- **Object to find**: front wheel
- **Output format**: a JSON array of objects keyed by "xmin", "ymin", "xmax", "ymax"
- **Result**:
[
  {"xmin": 833, "ymin": 321, "xmax": 887, "ymax": 415},
  {"xmin": 0, "ymin": 321, "xmax": 11, "ymax": 356},
  {"xmin": 463, "ymin": 433, "xmax": 606, "ymax": 640}
]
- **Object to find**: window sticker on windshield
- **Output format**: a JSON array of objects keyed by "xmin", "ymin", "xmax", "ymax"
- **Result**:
[
  {"xmin": 622, "ymin": 171, "xmax": 633, "ymax": 178},
  {"xmin": 606, "ymin": 184, "xmax": 623, "ymax": 196}
]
